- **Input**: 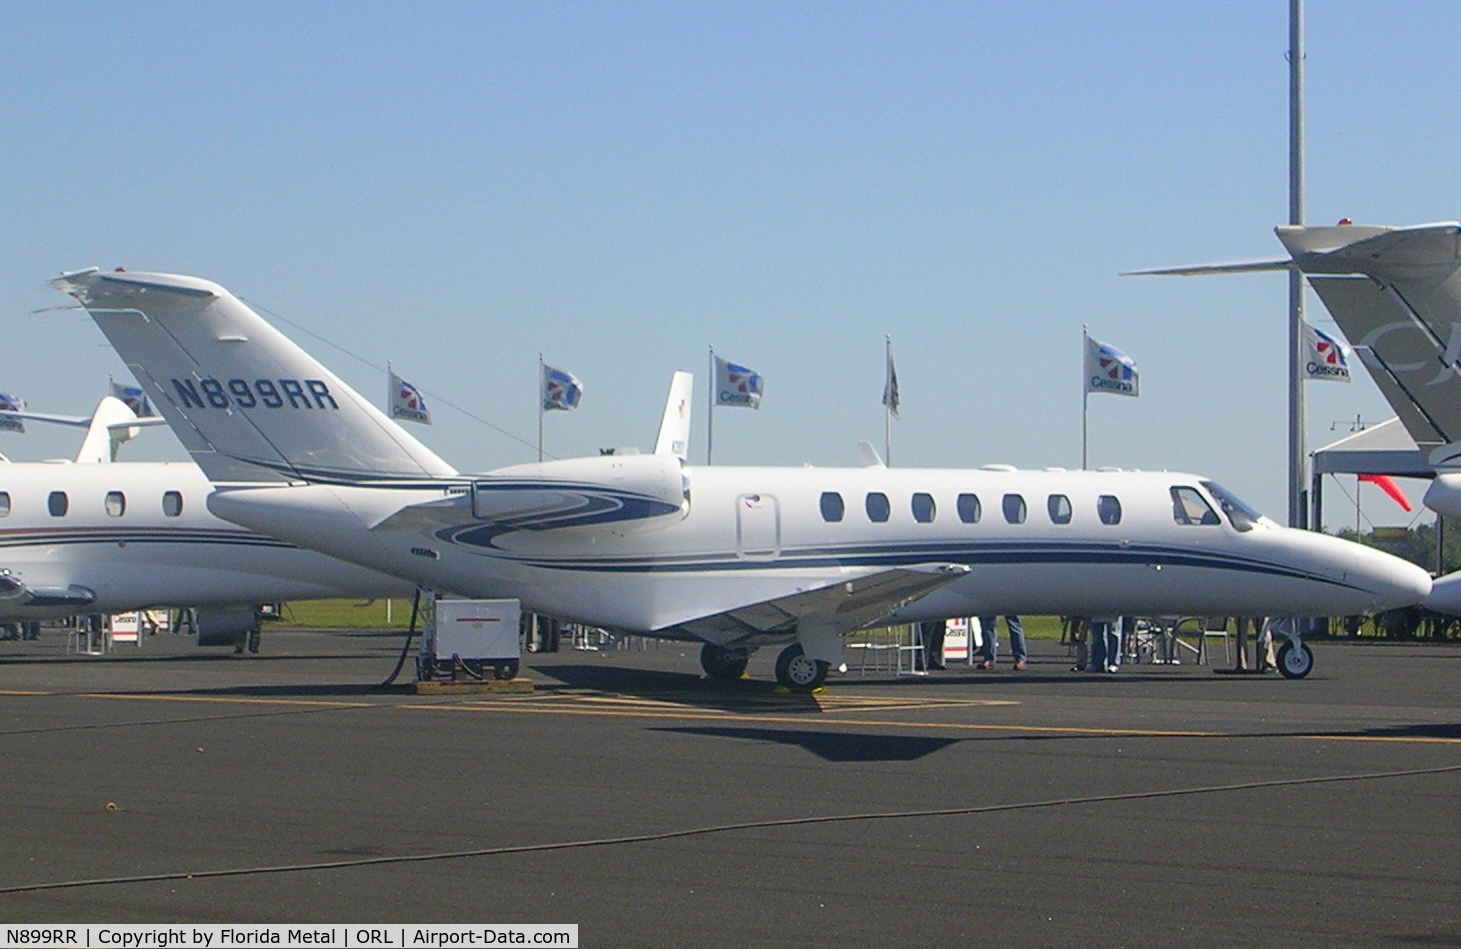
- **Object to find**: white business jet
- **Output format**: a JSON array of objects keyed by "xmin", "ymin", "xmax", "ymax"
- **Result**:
[
  {"xmin": 1137, "ymin": 221, "xmax": 1461, "ymax": 615},
  {"xmin": 0, "ymin": 393, "xmax": 413, "ymax": 647},
  {"xmin": 54, "ymin": 269, "xmax": 1431, "ymax": 684}
]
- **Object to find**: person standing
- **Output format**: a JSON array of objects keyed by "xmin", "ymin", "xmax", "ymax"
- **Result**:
[
  {"xmin": 1087, "ymin": 616, "xmax": 1123, "ymax": 673},
  {"xmin": 976, "ymin": 615, "xmax": 1028, "ymax": 670},
  {"xmin": 919, "ymin": 619, "xmax": 947, "ymax": 670}
]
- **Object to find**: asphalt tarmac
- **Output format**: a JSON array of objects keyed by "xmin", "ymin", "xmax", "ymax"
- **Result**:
[{"xmin": 2, "ymin": 627, "xmax": 1460, "ymax": 948}]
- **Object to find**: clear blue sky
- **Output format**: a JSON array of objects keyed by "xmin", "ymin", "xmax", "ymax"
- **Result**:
[{"xmin": 2, "ymin": 1, "xmax": 1458, "ymax": 529}]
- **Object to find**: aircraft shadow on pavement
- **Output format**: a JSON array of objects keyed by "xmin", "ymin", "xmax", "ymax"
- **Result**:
[
  {"xmin": 528, "ymin": 663, "xmax": 827, "ymax": 711},
  {"xmin": 1309, "ymin": 722, "xmax": 1461, "ymax": 741},
  {"xmin": 652, "ymin": 724, "xmax": 961, "ymax": 762}
]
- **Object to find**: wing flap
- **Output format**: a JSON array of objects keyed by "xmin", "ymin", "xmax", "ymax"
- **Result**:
[{"xmin": 667, "ymin": 562, "xmax": 970, "ymax": 642}]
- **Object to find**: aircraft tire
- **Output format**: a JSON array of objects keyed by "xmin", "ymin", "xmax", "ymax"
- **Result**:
[
  {"xmin": 1276, "ymin": 640, "xmax": 1313, "ymax": 679},
  {"xmin": 775, "ymin": 643, "xmax": 828, "ymax": 691},
  {"xmin": 700, "ymin": 643, "xmax": 751, "ymax": 681}
]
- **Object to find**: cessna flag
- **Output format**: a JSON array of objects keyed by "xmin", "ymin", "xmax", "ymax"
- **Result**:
[
  {"xmin": 388, "ymin": 369, "xmax": 432, "ymax": 424},
  {"xmin": 1084, "ymin": 334, "xmax": 1138, "ymax": 397},
  {"xmin": 1303, "ymin": 322, "xmax": 1351, "ymax": 383},
  {"xmin": 714, "ymin": 356, "xmax": 763, "ymax": 409},
  {"xmin": 542, "ymin": 364, "xmax": 584, "ymax": 411},
  {"xmin": 110, "ymin": 381, "xmax": 154, "ymax": 418},
  {"xmin": 0, "ymin": 393, "xmax": 24, "ymax": 433}
]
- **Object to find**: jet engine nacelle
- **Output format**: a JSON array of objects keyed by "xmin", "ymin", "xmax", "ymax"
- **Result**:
[
  {"xmin": 194, "ymin": 605, "xmax": 260, "ymax": 647},
  {"xmin": 471, "ymin": 453, "xmax": 689, "ymax": 533},
  {"xmin": 1423, "ymin": 473, "xmax": 1461, "ymax": 520}
]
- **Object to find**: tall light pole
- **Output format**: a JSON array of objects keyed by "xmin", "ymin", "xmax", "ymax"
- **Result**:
[{"xmin": 1288, "ymin": 0, "xmax": 1307, "ymax": 528}]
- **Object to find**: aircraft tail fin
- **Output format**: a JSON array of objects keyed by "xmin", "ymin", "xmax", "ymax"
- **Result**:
[
  {"xmin": 1276, "ymin": 224, "xmax": 1461, "ymax": 455},
  {"xmin": 1138, "ymin": 221, "xmax": 1461, "ymax": 455},
  {"xmin": 1307, "ymin": 275, "xmax": 1461, "ymax": 446},
  {"xmin": 653, "ymin": 371, "xmax": 693, "ymax": 461},
  {"xmin": 77, "ymin": 395, "xmax": 141, "ymax": 463},
  {"xmin": 53, "ymin": 269, "xmax": 459, "ymax": 483}
]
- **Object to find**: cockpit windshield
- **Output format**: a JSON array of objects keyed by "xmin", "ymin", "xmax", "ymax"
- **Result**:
[{"xmin": 1200, "ymin": 481, "xmax": 1265, "ymax": 532}]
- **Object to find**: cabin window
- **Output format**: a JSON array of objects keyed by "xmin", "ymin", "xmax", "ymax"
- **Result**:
[
  {"xmin": 1171, "ymin": 486, "xmax": 1220, "ymax": 526},
  {"xmin": 162, "ymin": 491, "xmax": 184, "ymax": 517},
  {"xmin": 1002, "ymin": 493, "xmax": 1026, "ymax": 524},
  {"xmin": 911, "ymin": 492, "xmax": 936, "ymax": 523},
  {"xmin": 105, "ymin": 491, "xmax": 126, "ymax": 517},
  {"xmin": 0, "ymin": 492, "xmax": 10, "ymax": 517},
  {"xmin": 820, "ymin": 491, "xmax": 845, "ymax": 522},
  {"xmin": 956, "ymin": 493, "xmax": 981, "ymax": 524},
  {"xmin": 47, "ymin": 491, "xmax": 68, "ymax": 517},
  {"xmin": 1047, "ymin": 494, "xmax": 1072, "ymax": 525},
  {"xmin": 1097, "ymin": 494, "xmax": 1122, "ymax": 525},
  {"xmin": 865, "ymin": 492, "xmax": 891, "ymax": 523}
]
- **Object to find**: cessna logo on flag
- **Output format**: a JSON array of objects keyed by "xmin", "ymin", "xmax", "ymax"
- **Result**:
[
  {"xmin": 0, "ymin": 393, "xmax": 23, "ymax": 433},
  {"xmin": 389, "ymin": 369, "xmax": 431, "ymax": 424},
  {"xmin": 542, "ymin": 365, "xmax": 584, "ymax": 411},
  {"xmin": 714, "ymin": 356, "xmax": 763, "ymax": 409},
  {"xmin": 1084, "ymin": 335, "xmax": 1138, "ymax": 397},
  {"xmin": 1303, "ymin": 322, "xmax": 1351, "ymax": 383}
]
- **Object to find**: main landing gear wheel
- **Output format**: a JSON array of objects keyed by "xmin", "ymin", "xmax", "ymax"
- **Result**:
[
  {"xmin": 1276, "ymin": 640, "xmax": 1313, "ymax": 679},
  {"xmin": 774, "ymin": 643, "xmax": 829, "ymax": 691},
  {"xmin": 700, "ymin": 643, "xmax": 751, "ymax": 681}
]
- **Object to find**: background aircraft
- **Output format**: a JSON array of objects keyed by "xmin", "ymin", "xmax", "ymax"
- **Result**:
[
  {"xmin": 0, "ymin": 394, "xmax": 412, "ymax": 648},
  {"xmin": 57, "ymin": 268, "xmax": 1432, "ymax": 684}
]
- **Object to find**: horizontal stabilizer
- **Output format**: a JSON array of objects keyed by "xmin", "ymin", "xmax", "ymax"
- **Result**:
[
  {"xmin": 1277, "ymin": 222, "xmax": 1461, "ymax": 272},
  {"xmin": 1124, "ymin": 258, "xmax": 1292, "ymax": 277}
]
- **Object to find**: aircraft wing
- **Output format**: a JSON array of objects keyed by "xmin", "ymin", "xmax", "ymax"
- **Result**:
[
  {"xmin": 667, "ymin": 562, "xmax": 970, "ymax": 642},
  {"xmin": 0, "ymin": 571, "xmax": 95, "ymax": 609}
]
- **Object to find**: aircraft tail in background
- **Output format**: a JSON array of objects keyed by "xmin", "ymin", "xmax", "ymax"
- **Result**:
[
  {"xmin": 1135, "ymin": 221, "xmax": 1461, "ymax": 465},
  {"xmin": 653, "ymin": 371, "xmax": 693, "ymax": 461}
]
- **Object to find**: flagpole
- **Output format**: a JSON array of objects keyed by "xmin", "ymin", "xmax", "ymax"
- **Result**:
[
  {"xmin": 1081, "ymin": 328, "xmax": 1089, "ymax": 470},
  {"xmin": 707, "ymin": 346, "xmax": 715, "ymax": 465},
  {"xmin": 537, "ymin": 354, "xmax": 544, "ymax": 463}
]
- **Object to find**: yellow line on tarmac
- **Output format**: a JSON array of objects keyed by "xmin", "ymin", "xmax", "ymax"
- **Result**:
[
  {"xmin": 26, "ymin": 691, "xmax": 1461, "ymax": 746},
  {"xmin": 402, "ymin": 701, "xmax": 1224, "ymax": 737},
  {"xmin": 80, "ymin": 693, "xmax": 378, "ymax": 709}
]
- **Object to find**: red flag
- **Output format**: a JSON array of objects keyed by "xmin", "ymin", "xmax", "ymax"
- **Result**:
[{"xmin": 1358, "ymin": 473, "xmax": 1412, "ymax": 512}]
